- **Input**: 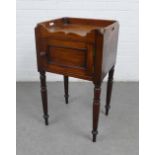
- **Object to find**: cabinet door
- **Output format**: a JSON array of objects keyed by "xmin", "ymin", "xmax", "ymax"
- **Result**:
[{"xmin": 38, "ymin": 38, "xmax": 94, "ymax": 79}]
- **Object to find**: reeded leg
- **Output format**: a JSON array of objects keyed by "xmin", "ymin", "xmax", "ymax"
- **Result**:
[
  {"xmin": 92, "ymin": 84, "xmax": 101, "ymax": 142},
  {"xmin": 64, "ymin": 76, "xmax": 69, "ymax": 104},
  {"xmin": 105, "ymin": 66, "xmax": 115, "ymax": 116},
  {"xmin": 40, "ymin": 71, "xmax": 49, "ymax": 125}
]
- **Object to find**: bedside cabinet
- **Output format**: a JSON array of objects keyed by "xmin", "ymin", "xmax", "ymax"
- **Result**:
[{"xmin": 35, "ymin": 17, "xmax": 119, "ymax": 142}]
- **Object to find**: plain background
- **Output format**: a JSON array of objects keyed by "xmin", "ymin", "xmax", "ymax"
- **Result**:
[
  {"xmin": 16, "ymin": 0, "xmax": 139, "ymax": 81},
  {"xmin": 2, "ymin": 0, "xmax": 155, "ymax": 155}
]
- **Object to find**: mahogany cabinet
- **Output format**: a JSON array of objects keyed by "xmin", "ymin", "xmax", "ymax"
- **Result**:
[{"xmin": 35, "ymin": 17, "xmax": 119, "ymax": 142}]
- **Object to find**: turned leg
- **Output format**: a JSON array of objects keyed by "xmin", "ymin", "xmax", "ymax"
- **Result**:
[
  {"xmin": 64, "ymin": 76, "xmax": 69, "ymax": 104},
  {"xmin": 92, "ymin": 84, "xmax": 101, "ymax": 142},
  {"xmin": 40, "ymin": 71, "xmax": 49, "ymax": 125},
  {"xmin": 105, "ymin": 66, "xmax": 115, "ymax": 116}
]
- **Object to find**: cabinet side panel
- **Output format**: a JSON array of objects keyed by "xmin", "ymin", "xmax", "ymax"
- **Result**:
[{"xmin": 102, "ymin": 23, "xmax": 119, "ymax": 77}]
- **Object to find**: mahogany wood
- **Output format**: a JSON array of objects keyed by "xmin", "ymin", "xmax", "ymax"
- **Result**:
[
  {"xmin": 64, "ymin": 76, "xmax": 69, "ymax": 104},
  {"xmin": 35, "ymin": 17, "xmax": 119, "ymax": 142},
  {"xmin": 39, "ymin": 71, "xmax": 49, "ymax": 125},
  {"xmin": 105, "ymin": 66, "xmax": 115, "ymax": 115},
  {"xmin": 92, "ymin": 84, "xmax": 101, "ymax": 142}
]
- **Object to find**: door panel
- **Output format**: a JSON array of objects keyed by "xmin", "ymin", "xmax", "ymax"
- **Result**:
[
  {"xmin": 39, "ymin": 39, "xmax": 94, "ymax": 76},
  {"xmin": 47, "ymin": 45, "xmax": 86, "ymax": 69}
]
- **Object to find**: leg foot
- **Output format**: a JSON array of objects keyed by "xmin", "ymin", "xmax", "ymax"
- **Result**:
[
  {"xmin": 43, "ymin": 115, "xmax": 49, "ymax": 125},
  {"xmin": 40, "ymin": 71, "xmax": 49, "ymax": 125},
  {"xmin": 105, "ymin": 66, "xmax": 114, "ymax": 116},
  {"xmin": 92, "ymin": 130, "xmax": 98, "ymax": 142},
  {"xmin": 105, "ymin": 106, "xmax": 110, "ymax": 116},
  {"xmin": 64, "ymin": 76, "xmax": 69, "ymax": 104}
]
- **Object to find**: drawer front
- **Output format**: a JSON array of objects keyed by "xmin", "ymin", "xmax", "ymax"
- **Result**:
[{"xmin": 38, "ymin": 39, "xmax": 94, "ymax": 77}]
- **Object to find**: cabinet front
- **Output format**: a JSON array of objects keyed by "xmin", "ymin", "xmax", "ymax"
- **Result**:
[{"xmin": 38, "ymin": 38, "xmax": 94, "ymax": 78}]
